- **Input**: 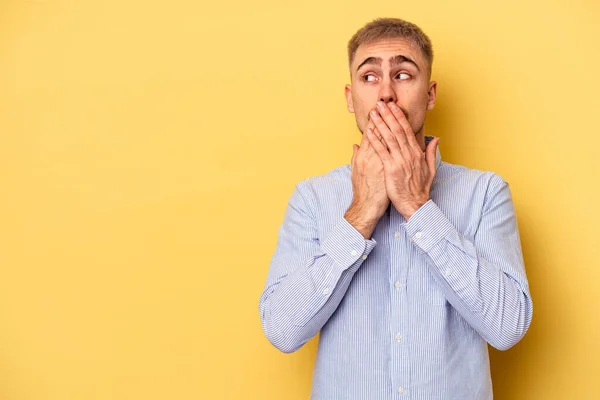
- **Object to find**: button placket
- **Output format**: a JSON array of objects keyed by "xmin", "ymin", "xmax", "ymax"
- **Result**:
[{"xmin": 390, "ymin": 211, "xmax": 410, "ymax": 396}]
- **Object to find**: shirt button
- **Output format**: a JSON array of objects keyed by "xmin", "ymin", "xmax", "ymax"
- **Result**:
[
  {"xmin": 445, "ymin": 268, "xmax": 452, "ymax": 276},
  {"xmin": 351, "ymin": 250, "xmax": 358, "ymax": 256},
  {"xmin": 361, "ymin": 254, "xmax": 367, "ymax": 260},
  {"xmin": 323, "ymin": 288, "xmax": 330, "ymax": 295},
  {"xmin": 395, "ymin": 281, "xmax": 402, "ymax": 290},
  {"xmin": 415, "ymin": 232, "xmax": 423, "ymax": 239},
  {"xmin": 395, "ymin": 333, "xmax": 402, "ymax": 342},
  {"xmin": 398, "ymin": 386, "xmax": 405, "ymax": 394},
  {"xmin": 394, "ymin": 231, "xmax": 401, "ymax": 238}
]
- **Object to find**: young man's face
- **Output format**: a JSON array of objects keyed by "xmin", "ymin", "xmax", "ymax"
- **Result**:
[{"xmin": 345, "ymin": 38, "xmax": 437, "ymax": 141}]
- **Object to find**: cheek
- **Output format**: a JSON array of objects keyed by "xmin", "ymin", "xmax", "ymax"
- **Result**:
[
  {"xmin": 354, "ymin": 100, "xmax": 371, "ymax": 123},
  {"xmin": 354, "ymin": 96, "xmax": 369, "ymax": 111},
  {"xmin": 353, "ymin": 88, "xmax": 377, "ymax": 110},
  {"xmin": 407, "ymin": 109, "xmax": 427, "ymax": 132},
  {"xmin": 404, "ymin": 92, "xmax": 430, "ymax": 121}
]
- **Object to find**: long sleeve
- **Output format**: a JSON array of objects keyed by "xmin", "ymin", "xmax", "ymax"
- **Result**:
[
  {"xmin": 401, "ymin": 174, "xmax": 533, "ymax": 351},
  {"xmin": 259, "ymin": 180, "xmax": 377, "ymax": 353}
]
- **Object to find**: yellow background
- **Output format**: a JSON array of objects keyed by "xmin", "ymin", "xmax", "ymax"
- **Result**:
[{"xmin": 1, "ymin": 0, "xmax": 598, "ymax": 398}]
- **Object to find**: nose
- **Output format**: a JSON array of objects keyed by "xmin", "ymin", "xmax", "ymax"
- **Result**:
[{"xmin": 378, "ymin": 78, "xmax": 397, "ymax": 103}]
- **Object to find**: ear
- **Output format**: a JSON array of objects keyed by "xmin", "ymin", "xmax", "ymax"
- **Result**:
[
  {"xmin": 345, "ymin": 84, "xmax": 355, "ymax": 113},
  {"xmin": 426, "ymin": 80, "xmax": 437, "ymax": 110}
]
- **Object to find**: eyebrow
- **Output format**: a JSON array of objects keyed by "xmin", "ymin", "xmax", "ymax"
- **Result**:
[{"xmin": 355, "ymin": 54, "xmax": 420, "ymax": 73}]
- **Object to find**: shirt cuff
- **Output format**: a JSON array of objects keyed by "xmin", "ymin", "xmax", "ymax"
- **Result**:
[
  {"xmin": 401, "ymin": 199, "xmax": 454, "ymax": 253},
  {"xmin": 320, "ymin": 216, "xmax": 377, "ymax": 269}
]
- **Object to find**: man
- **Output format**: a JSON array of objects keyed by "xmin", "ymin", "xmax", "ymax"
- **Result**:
[{"xmin": 258, "ymin": 17, "xmax": 533, "ymax": 399}]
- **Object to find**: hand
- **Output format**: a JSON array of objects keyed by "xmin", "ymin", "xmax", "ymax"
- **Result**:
[
  {"xmin": 345, "ymin": 120, "xmax": 390, "ymax": 238},
  {"xmin": 366, "ymin": 101, "xmax": 440, "ymax": 220}
]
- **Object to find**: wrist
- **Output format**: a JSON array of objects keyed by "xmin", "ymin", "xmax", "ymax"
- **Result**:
[
  {"xmin": 400, "ymin": 199, "xmax": 429, "ymax": 221},
  {"xmin": 344, "ymin": 203, "xmax": 379, "ymax": 239},
  {"xmin": 345, "ymin": 201, "xmax": 380, "ymax": 224}
]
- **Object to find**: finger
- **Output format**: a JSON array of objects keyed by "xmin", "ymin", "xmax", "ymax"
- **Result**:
[
  {"xmin": 425, "ymin": 136, "xmax": 440, "ymax": 178},
  {"xmin": 362, "ymin": 120, "xmax": 376, "ymax": 151},
  {"xmin": 370, "ymin": 107, "xmax": 402, "ymax": 158},
  {"xmin": 359, "ymin": 130, "xmax": 370, "ymax": 154},
  {"xmin": 372, "ymin": 126, "xmax": 388, "ymax": 151},
  {"xmin": 375, "ymin": 101, "xmax": 408, "ymax": 148},
  {"xmin": 360, "ymin": 121, "xmax": 371, "ymax": 151},
  {"xmin": 363, "ymin": 121, "xmax": 386, "ymax": 153},
  {"xmin": 363, "ymin": 126, "xmax": 383, "ymax": 161},
  {"xmin": 366, "ymin": 127, "xmax": 393, "ymax": 163},
  {"xmin": 388, "ymin": 102, "xmax": 420, "ymax": 152}
]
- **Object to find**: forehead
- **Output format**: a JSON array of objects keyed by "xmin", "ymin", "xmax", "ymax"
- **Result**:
[{"xmin": 353, "ymin": 38, "xmax": 423, "ymax": 68}]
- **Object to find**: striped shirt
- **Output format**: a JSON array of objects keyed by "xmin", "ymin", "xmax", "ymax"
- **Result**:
[{"xmin": 259, "ymin": 136, "xmax": 533, "ymax": 399}]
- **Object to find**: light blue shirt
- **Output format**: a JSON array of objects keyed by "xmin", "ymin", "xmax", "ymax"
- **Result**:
[{"xmin": 259, "ymin": 136, "xmax": 533, "ymax": 399}]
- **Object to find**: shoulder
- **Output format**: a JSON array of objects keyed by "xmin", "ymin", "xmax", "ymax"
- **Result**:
[
  {"xmin": 435, "ymin": 161, "xmax": 510, "ymax": 211},
  {"xmin": 436, "ymin": 160, "xmax": 507, "ymax": 189},
  {"xmin": 295, "ymin": 163, "xmax": 351, "ymax": 192},
  {"xmin": 291, "ymin": 164, "xmax": 353, "ymax": 212}
]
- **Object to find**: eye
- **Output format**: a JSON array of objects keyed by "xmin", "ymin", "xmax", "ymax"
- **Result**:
[
  {"xmin": 396, "ymin": 73, "xmax": 410, "ymax": 80},
  {"xmin": 362, "ymin": 74, "xmax": 377, "ymax": 82}
]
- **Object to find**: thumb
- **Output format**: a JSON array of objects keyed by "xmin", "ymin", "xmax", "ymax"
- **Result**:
[{"xmin": 425, "ymin": 136, "xmax": 440, "ymax": 174}]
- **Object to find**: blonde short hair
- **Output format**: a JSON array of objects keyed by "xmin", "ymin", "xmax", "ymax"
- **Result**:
[{"xmin": 347, "ymin": 18, "xmax": 434, "ymax": 77}]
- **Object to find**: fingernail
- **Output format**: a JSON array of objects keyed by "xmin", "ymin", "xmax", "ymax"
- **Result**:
[
  {"xmin": 367, "ymin": 128, "xmax": 373, "ymax": 135},
  {"xmin": 376, "ymin": 101, "xmax": 384, "ymax": 109},
  {"xmin": 370, "ymin": 109, "xmax": 378, "ymax": 117}
]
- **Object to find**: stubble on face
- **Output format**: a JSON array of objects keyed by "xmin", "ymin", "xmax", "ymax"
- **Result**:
[{"xmin": 347, "ymin": 38, "xmax": 432, "ymax": 145}]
